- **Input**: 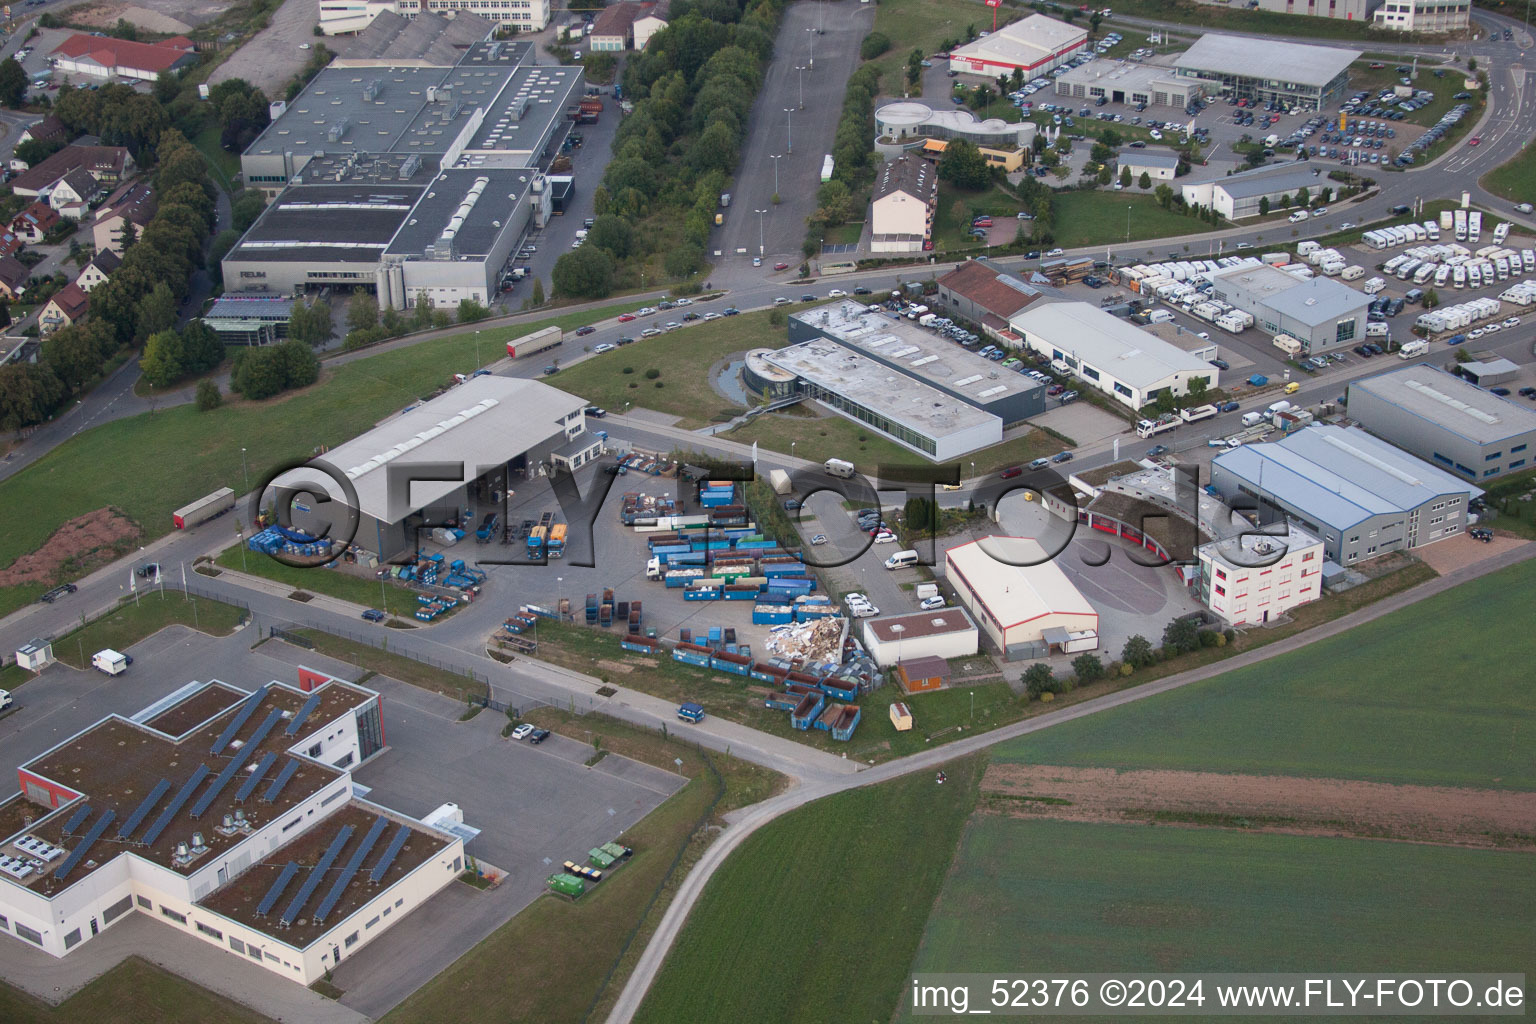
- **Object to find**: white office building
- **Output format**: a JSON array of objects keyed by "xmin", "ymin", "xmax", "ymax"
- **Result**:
[
  {"xmin": 1008, "ymin": 301, "xmax": 1218, "ymax": 409},
  {"xmin": 1197, "ymin": 522, "xmax": 1325, "ymax": 626}
]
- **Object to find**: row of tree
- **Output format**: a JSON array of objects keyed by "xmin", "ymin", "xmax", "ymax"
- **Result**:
[
  {"xmin": 1020, "ymin": 618, "xmax": 1236, "ymax": 698},
  {"xmin": 550, "ymin": 0, "xmax": 784, "ymax": 298}
]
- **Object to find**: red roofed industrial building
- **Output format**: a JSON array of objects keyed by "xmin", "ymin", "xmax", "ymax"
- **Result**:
[
  {"xmin": 50, "ymin": 33, "xmax": 198, "ymax": 82},
  {"xmin": 943, "ymin": 537, "xmax": 1098, "ymax": 659}
]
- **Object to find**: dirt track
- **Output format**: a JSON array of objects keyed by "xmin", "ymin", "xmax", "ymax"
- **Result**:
[
  {"xmin": 981, "ymin": 764, "xmax": 1536, "ymax": 849},
  {"xmin": 0, "ymin": 507, "xmax": 139, "ymax": 586}
]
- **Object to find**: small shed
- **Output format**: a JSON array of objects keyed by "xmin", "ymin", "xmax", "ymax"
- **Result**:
[
  {"xmin": 889, "ymin": 702, "xmax": 913, "ymax": 732},
  {"xmin": 896, "ymin": 655, "xmax": 950, "ymax": 694},
  {"xmin": 15, "ymin": 638, "xmax": 52, "ymax": 671}
]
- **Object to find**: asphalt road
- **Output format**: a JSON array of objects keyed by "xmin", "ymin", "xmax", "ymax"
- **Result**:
[
  {"xmin": 600, "ymin": 540, "xmax": 1536, "ymax": 1024},
  {"xmin": 712, "ymin": 1, "xmax": 874, "ymax": 266}
]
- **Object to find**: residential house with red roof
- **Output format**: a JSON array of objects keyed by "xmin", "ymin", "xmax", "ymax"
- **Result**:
[
  {"xmin": 11, "ymin": 145, "xmax": 133, "ymax": 200},
  {"xmin": 12, "ymin": 201, "xmax": 61, "ymax": 244},
  {"xmin": 40, "ymin": 282, "xmax": 90, "ymax": 334}
]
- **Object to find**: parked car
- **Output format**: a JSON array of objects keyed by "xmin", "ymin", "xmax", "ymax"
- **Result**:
[
  {"xmin": 1146, "ymin": 445, "xmax": 1169, "ymax": 457},
  {"xmin": 592, "ymin": 342, "xmax": 616, "ymax": 353},
  {"xmin": 919, "ymin": 595, "xmax": 946, "ymax": 611},
  {"xmin": 362, "ymin": 608, "xmax": 386, "ymax": 622},
  {"xmin": 810, "ymin": 534, "xmax": 828, "ymax": 545},
  {"xmin": 1051, "ymin": 450, "xmax": 1074, "ymax": 463},
  {"xmin": 1209, "ymin": 358, "xmax": 1230, "ymax": 370},
  {"xmin": 511, "ymin": 723, "xmax": 535, "ymax": 740},
  {"xmin": 782, "ymin": 499, "xmax": 802, "ymax": 511},
  {"xmin": 774, "ymin": 262, "xmax": 791, "ymax": 270},
  {"xmin": 529, "ymin": 729, "xmax": 550, "ymax": 744}
]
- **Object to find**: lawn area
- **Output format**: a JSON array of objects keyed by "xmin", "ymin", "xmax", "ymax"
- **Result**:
[
  {"xmin": 287, "ymin": 629, "xmax": 488, "ymax": 703},
  {"xmin": 1482, "ymin": 140, "xmax": 1536, "ymax": 205},
  {"xmin": 191, "ymin": 122, "xmax": 240, "ymax": 195},
  {"xmin": 0, "ymin": 956, "xmax": 273, "ymax": 1024},
  {"xmin": 545, "ymin": 308, "xmax": 797, "ymax": 430},
  {"xmin": 53, "ymin": 592, "xmax": 247, "ymax": 669},
  {"xmin": 213, "ymin": 546, "xmax": 414, "ymax": 616},
  {"xmin": 381, "ymin": 712, "xmax": 784, "ymax": 1024},
  {"xmin": 1050, "ymin": 191, "xmax": 1213, "ymax": 250},
  {"xmin": 1478, "ymin": 467, "xmax": 1536, "ymax": 540},
  {"xmin": 0, "ymin": 308, "xmax": 611, "ymax": 619},
  {"xmin": 898, "ymin": 816, "xmax": 1535, "ymax": 1021},
  {"xmin": 931, "ymin": 183, "xmax": 1031, "ymax": 251},
  {"xmin": 868, "ymin": 0, "xmax": 1014, "ymax": 92},
  {"xmin": 994, "ymin": 558, "xmax": 1536, "ymax": 790},
  {"xmin": 633, "ymin": 753, "xmax": 986, "ymax": 1024}
]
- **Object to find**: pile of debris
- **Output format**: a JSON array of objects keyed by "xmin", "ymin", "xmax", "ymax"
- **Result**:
[{"xmin": 762, "ymin": 617, "xmax": 846, "ymax": 668}]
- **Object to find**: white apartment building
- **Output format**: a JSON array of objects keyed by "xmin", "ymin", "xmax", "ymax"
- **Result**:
[{"xmin": 1197, "ymin": 523, "xmax": 1324, "ymax": 626}]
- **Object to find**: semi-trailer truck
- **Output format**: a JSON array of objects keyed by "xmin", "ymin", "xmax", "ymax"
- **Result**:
[
  {"xmin": 506, "ymin": 326, "xmax": 562, "ymax": 359},
  {"xmin": 173, "ymin": 487, "xmax": 235, "ymax": 529}
]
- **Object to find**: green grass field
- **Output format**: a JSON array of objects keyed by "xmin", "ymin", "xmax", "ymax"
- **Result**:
[
  {"xmin": 868, "ymin": 0, "xmax": 1014, "ymax": 92},
  {"xmin": 545, "ymin": 309, "xmax": 791, "ymax": 429},
  {"xmin": 633, "ymin": 754, "xmax": 986, "ymax": 1024},
  {"xmin": 899, "ymin": 816, "xmax": 1535, "ymax": 1022},
  {"xmin": 994, "ymin": 559, "xmax": 1536, "ymax": 790},
  {"xmin": 1050, "ymin": 191, "xmax": 1215, "ymax": 250},
  {"xmin": 1482, "ymin": 141, "xmax": 1536, "ymax": 205},
  {"xmin": 214, "ymin": 546, "xmax": 411, "ymax": 615},
  {"xmin": 0, "ymin": 957, "xmax": 273, "ymax": 1024},
  {"xmin": 0, "ymin": 309, "xmax": 611, "ymax": 618}
]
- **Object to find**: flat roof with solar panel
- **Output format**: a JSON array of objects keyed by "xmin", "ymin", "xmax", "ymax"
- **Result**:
[
  {"xmin": 0, "ymin": 669, "xmax": 462, "ymax": 981},
  {"xmin": 4, "ymin": 675, "xmax": 375, "ymax": 896}
]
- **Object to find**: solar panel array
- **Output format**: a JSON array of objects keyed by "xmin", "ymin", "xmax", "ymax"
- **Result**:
[
  {"xmin": 313, "ymin": 815, "xmax": 388, "ymax": 924},
  {"xmin": 262, "ymin": 758, "xmax": 300, "ymax": 802},
  {"xmin": 370, "ymin": 824, "xmax": 412, "ymax": 884},
  {"xmin": 141, "ymin": 763, "xmax": 210, "ymax": 847},
  {"xmin": 190, "ymin": 708, "xmax": 287, "ymax": 819},
  {"xmin": 256, "ymin": 861, "xmax": 301, "ymax": 917},
  {"xmin": 281, "ymin": 825, "xmax": 354, "ymax": 927},
  {"xmin": 235, "ymin": 751, "xmax": 278, "ymax": 803},
  {"xmin": 117, "ymin": 778, "xmax": 172, "ymax": 841},
  {"xmin": 285, "ymin": 693, "xmax": 324, "ymax": 735},
  {"xmin": 62, "ymin": 803, "xmax": 93, "ymax": 834},
  {"xmin": 54, "ymin": 809, "xmax": 117, "ymax": 882},
  {"xmin": 211, "ymin": 689, "xmax": 266, "ymax": 754}
]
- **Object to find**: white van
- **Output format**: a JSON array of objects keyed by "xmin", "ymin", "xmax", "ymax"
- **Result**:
[
  {"xmin": 1266, "ymin": 399, "xmax": 1293, "ymax": 416},
  {"xmin": 1289, "ymin": 210, "xmax": 1309, "ymax": 223},
  {"xmin": 884, "ymin": 550, "xmax": 919, "ymax": 570},
  {"xmin": 1147, "ymin": 309, "xmax": 1175, "ymax": 323},
  {"xmin": 1241, "ymin": 411, "xmax": 1265, "ymax": 427},
  {"xmin": 1365, "ymin": 322, "xmax": 1389, "ymax": 337}
]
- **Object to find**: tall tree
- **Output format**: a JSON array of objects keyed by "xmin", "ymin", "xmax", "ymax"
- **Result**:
[
  {"xmin": 134, "ymin": 282, "xmax": 178, "ymax": 340},
  {"xmin": 0, "ymin": 57, "xmax": 27, "ymax": 109},
  {"xmin": 139, "ymin": 329, "xmax": 185, "ymax": 387},
  {"xmin": 937, "ymin": 139, "xmax": 990, "ymax": 190}
]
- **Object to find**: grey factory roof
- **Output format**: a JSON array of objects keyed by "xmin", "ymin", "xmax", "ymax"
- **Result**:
[
  {"xmin": 1009, "ymin": 301, "xmax": 1212, "ymax": 388},
  {"xmin": 1057, "ymin": 61, "xmax": 1184, "ymax": 96},
  {"xmin": 464, "ymin": 65, "xmax": 584, "ymax": 157},
  {"xmin": 792, "ymin": 302, "xmax": 1042, "ymax": 406},
  {"xmin": 1262, "ymin": 276, "xmax": 1369, "ymax": 326},
  {"xmin": 318, "ymin": 376, "xmax": 586, "ymax": 523},
  {"xmin": 337, "ymin": 11, "xmax": 503, "ymax": 64},
  {"xmin": 246, "ymin": 66, "xmax": 457, "ymax": 158},
  {"xmin": 1348, "ymin": 364, "xmax": 1536, "ymax": 445},
  {"xmin": 228, "ymin": 183, "xmax": 423, "ymax": 263},
  {"xmin": 1176, "ymin": 33, "xmax": 1360, "ymax": 87},
  {"xmin": 1118, "ymin": 148, "xmax": 1181, "ymax": 171},
  {"xmin": 384, "ymin": 168, "xmax": 531, "ymax": 258},
  {"xmin": 765, "ymin": 339, "xmax": 1001, "ymax": 439},
  {"xmin": 1207, "ymin": 163, "xmax": 1324, "ymax": 201},
  {"xmin": 1209, "ymin": 262, "xmax": 1304, "ymax": 302},
  {"xmin": 1212, "ymin": 424, "xmax": 1479, "ymax": 530}
]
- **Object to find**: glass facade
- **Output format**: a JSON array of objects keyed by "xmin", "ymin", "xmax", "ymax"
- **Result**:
[{"xmin": 799, "ymin": 381, "xmax": 938, "ymax": 456}]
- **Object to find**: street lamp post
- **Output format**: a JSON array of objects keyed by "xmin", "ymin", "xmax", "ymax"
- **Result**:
[
  {"xmin": 755, "ymin": 209, "xmax": 768, "ymax": 256},
  {"xmin": 784, "ymin": 108, "xmax": 793, "ymax": 153},
  {"xmin": 794, "ymin": 66, "xmax": 807, "ymax": 110},
  {"xmin": 240, "ymin": 447, "xmax": 249, "ymax": 494},
  {"xmin": 557, "ymin": 576, "xmax": 563, "ymax": 619},
  {"xmin": 1126, "ymin": 205, "xmax": 1131, "ymax": 243},
  {"xmin": 807, "ymin": 26, "xmax": 815, "ymax": 67},
  {"xmin": 474, "ymin": 329, "xmax": 481, "ymax": 368},
  {"xmin": 769, "ymin": 154, "xmax": 783, "ymax": 196}
]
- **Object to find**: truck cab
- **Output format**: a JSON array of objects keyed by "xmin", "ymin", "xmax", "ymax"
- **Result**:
[{"xmin": 677, "ymin": 702, "xmax": 705, "ymax": 723}]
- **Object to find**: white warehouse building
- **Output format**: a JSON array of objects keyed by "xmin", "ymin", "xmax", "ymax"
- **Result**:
[
  {"xmin": 948, "ymin": 14, "xmax": 1087, "ymax": 78},
  {"xmin": 943, "ymin": 538, "xmax": 1099, "ymax": 660},
  {"xmin": 861, "ymin": 608, "xmax": 979, "ymax": 669},
  {"xmin": 1008, "ymin": 301, "xmax": 1219, "ymax": 409}
]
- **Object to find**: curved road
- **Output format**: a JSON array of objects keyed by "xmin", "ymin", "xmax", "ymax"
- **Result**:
[{"xmin": 602, "ymin": 541, "xmax": 1536, "ymax": 1024}]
